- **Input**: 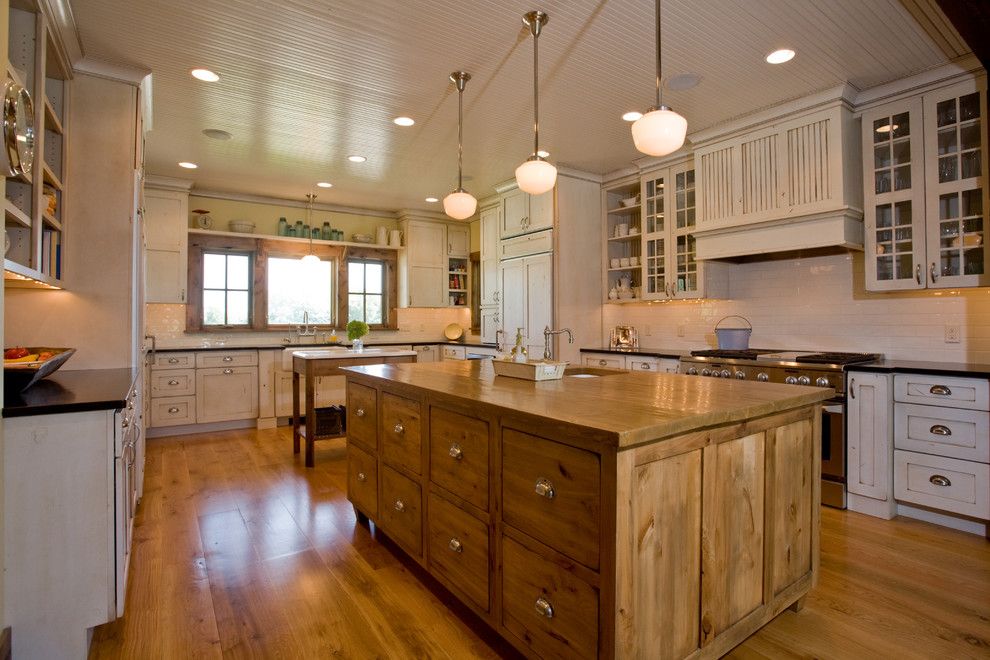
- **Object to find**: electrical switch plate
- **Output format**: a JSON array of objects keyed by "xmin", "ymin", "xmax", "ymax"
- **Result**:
[{"xmin": 944, "ymin": 324, "xmax": 961, "ymax": 343}]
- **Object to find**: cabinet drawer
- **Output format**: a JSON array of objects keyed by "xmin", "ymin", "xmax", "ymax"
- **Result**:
[
  {"xmin": 381, "ymin": 392, "xmax": 423, "ymax": 474},
  {"xmin": 196, "ymin": 350, "xmax": 258, "ymax": 368},
  {"xmin": 893, "ymin": 373, "xmax": 989, "ymax": 411},
  {"xmin": 347, "ymin": 444, "xmax": 378, "ymax": 519},
  {"xmin": 894, "ymin": 450, "xmax": 989, "ymax": 519},
  {"xmin": 582, "ymin": 354, "xmax": 624, "ymax": 370},
  {"xmin": 502, "ymin": 429, "xmax": 601, "ymax": 570},
  {"xmin": 152, "ymin": 352, "xmax": 195, "ymax": 369},
  {"xmin": 150, "ymin": 368, "xmax": 195, "ymax": 397},
  {"xmin": 626, "ymin": 357, "xmax": 659, "ymax": 372},
  {"xmin": 499, "ymin": 229, "xmax": 552, "ymax": 259},
  {"xmin": 379, "ymin": 466, "xmax": 423, "ymax": 557},
  {"xmin": 150, "ymin": 396, "xmax": 196, "ymax": 427},
  {"xmin": 427, "ymin": 493, "xmax": 489, "ymax": 612},
  {"xmin": 502, "ymin": 536, "xmax": 598, "ymax": 660},
  {"xmin": 430, "ymin": 407, "xmax": 489, "ymax": 510},
  {"xmin": 346, "ymin": 383, "xmax": 378, "ymax": 451},
  {"xmin": 894, "ymin": 403, "xmax": 990, "ymax": 462}
]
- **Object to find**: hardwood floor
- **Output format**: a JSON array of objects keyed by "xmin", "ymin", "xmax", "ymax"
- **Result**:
[{"xmin": 89, "ymin": 428, "xmax": 990, "ymax": 659}]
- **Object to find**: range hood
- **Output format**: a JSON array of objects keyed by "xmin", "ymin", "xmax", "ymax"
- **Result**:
[{"xmin": 695, "ymin": 208, "xmax": 864, "ymax": 260}]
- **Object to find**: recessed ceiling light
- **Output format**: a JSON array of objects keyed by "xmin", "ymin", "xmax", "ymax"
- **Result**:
[
  {"xmin": 537, "ymin": 150, "xmax": 550, "ymax": 158},
  {"xmin": 393, "ymin": 116, "xmax": 415, "ymax": 126},
  {"xmin": 316, "ymin": 181, "xmax": 333, "ymax": 188},
  {"xmin": 347, "ymin": 155, "xmax": 367, "ymax": 163},
  {"xmin": 765, "ymin": 49, "xmax": 795, "ymax": 64},
  {"xmin": 202, "ymin": 128, "xmax": 232, "ymax": 140},
  {"xmin": 622, "ymin": 111, "xmax": 643, "ymax": 122},
  {"xmin": 425, "ymin": 197, "xmax": 439, "ymax": 203},
  {"xmin": 178, "ymin": 161, "xmax": 198, "ymax": 169},
  {"xmin": 190, "ymin": 68, "xmax": 220, "ymax": 82}
]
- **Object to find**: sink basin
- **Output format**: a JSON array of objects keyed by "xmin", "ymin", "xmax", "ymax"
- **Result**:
[
  {"xmin": 282, "ymin": 345, "xmax": 347, "ymax": 369},
  {"xmin": 562, "ymin": 366, "xmax": 626, "ymax": 378}
]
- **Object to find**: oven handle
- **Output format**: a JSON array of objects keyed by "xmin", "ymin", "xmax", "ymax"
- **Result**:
[{"xmin": 823, "ymin": 404, "xmax": 843, "ymax": 415}]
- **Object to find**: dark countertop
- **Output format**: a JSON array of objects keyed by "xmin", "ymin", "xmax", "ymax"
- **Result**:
[
  {"xmin": 3, "ymin": 368, "xmax": 138, "ymax": 418},
  {"xmin": 157, "ymin": 340, "xmax": 498, "ymax": 352},
  {"xmin": 580, "ymin": 346, "xmax": 688, "ymax": 359},
  {"xmin": 847, "ymin": 360, "xmax": 990, "ymax": 378}
]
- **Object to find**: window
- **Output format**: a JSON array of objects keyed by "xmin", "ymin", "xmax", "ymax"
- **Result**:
[
  {"xmin": 202, "ymin": 251, "xmax": 252, "ymax": 326},
  {"xmin": 267, "ymin": 256, "xmax": 334, "ymax": 325},
  {"xmin": 348, "ymin": 260, "xmax": 385, "ymax": 325}
]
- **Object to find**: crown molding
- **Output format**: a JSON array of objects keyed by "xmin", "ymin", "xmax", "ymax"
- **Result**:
[
  {"xmin": 144, "ymin": 175, "xmax": 194, "ymax": 192},
  {"xmin": 396, "ymin": 209, "xmax": 451, "ymax": 223},
  {"xmin": 39, "ymin": 0, "xmax": 82, "ymax": 73},
  {"xmin": 73, "ymin": 57, "xmax": 150, "ymax": 86},
  {"xmin": 188, "ymin": 187, "xmax": 399, "ymax": 219},
  {"xmin": 853, "ymin": 54, "xmax": 985, "ymax": 111}
]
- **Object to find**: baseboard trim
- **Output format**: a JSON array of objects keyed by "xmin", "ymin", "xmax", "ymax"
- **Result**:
[
  {"xmin": 897, "ymin": 503, "xmax": 987, "ymax": 536},
  {"xmin": 147, "ymin": 418, "xmax": 255, "ymax": 438}
]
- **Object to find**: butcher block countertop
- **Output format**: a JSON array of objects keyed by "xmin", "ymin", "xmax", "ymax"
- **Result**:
[{"xmin": 343, "ymin": 359, "xmax": 832, "ymax": 449}]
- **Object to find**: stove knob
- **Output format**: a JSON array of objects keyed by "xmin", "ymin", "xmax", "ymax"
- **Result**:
[
  {"xmin": 735, "ymin": 370, "xmax": 746, "ymax": 380},
  {"xmin": 686, "ymin": 367, "xmax": 698, "ymax": 376},
  {"xmin": 816, "ymin": 376, "xmax": 830, "ymax": 387},
  {"xmin": 720, "ymin": 369, "xmax": 731, "ymax": 379},
  {"xmin": 756, "ymin": 372, "xmax": 769, "ymax": 382},
  {"xmin": 785, "ymin": 376, "xmax": 798, "ymax": 385},
  {"xmin": 798, "ymin": 375, "xmax": 811, "ymax": 386},
  {"xmin": 701, "ymin": 368, "xmax": 711, "ymax": 377}
]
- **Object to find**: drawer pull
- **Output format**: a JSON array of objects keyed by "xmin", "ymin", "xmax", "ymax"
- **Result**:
[
  {"xmin": 168, "ymin": 379, "xmax": 180, "ymax": 386},
  {"xmin": 534, "ymin": 596, "xmax": 554, "ymax": 619},
  {"xmin": 355, "ymin": 408, "xmax": 366, "ymax": 417},
  {"xmin": 393, "ymin": 499, "xmax": 405, "ymax": 513},
  {"xmin": 929, "ymin": 385, "xmax": 952, "ymax": 396},
  {"xmin": 598, "ymin": 359, "xmax": 607, "ymax": 366},
  {"xmin": 448, "ymin": 443, "xmax": 464, "ymax": 460},
  {"xmin": 356, "ymin": 472, "xmax": 367, "ymax": 482},
  {"xmin": 930, "ymin": 424, "xmax": 952, "ymax": 436},
  {"xmin": 640, "ymin": 363, "xmax": 651, "ymax": 370},
  {"xmin": 929, "ymin": 474, "xmax": 951, "ymax": 487},
  {"xmin": 222, "ymin": 356, "xmax": 233, "ymax": 362},
  {"xmin": 167, "ymin": 357, "xmax": 179, "ymax": 364},
  {"xmin": 534, "ymin": 478, "xmax": 555, "ymax": 500},
  {"xmin": 223, "ymin": 368, "xmax": 234, "ymax": 375},
  {"xmin": 168, "ymin": 406, "xmax": 180, "ymax": 414},
  {"xmin": 393, "ymin": 423, "xmax": 405, "ymax": 434},
  {"xmin": 448, "ymin": 538, "xmax": 463, "ymax": 553}
]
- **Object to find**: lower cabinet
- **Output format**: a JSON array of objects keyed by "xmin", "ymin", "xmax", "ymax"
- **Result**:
[
  {"xmin": 197, "ymin": 366, "xmax": 259, "ymax": 423},
  {"xmin": 582, "ymin": 351, "xmax": 680, "ymax": 373},
  {"xmin": 846, "ymin": 371, "xmax": 895, "ymax": 513},
  {"xmin": 150, "ymin": 350, "xmax": 260, "ymax": 428}
]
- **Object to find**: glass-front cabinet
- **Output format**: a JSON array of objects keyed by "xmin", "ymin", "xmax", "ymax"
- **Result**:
[
  {"xmin": 862, "ymin": 77, "xmax": 989, "ymax": 291},
  {"xmin": 641, "ymin": 161, "xmax": 704, "ymax": 300}
]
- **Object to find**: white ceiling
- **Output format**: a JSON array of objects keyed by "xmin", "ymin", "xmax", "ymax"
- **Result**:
[{"xmin": 69, "ymin": 0, "xmax": 969, "ymax": 212}]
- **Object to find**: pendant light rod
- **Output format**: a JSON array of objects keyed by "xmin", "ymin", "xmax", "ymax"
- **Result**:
[
  {"xmin": 523, "ymin": 10, "xmax": 548, "ymax": 157},
  {"xmin": 305, "ymin": 192, "xmax": 316, "ymax": 252},
  {"xmin": 450, "ymin": 71, "xmax": 471, "ymax": 190},
  {"xmin": 653, "ymin": 0, "xmax": 662, "ymax": 110}
]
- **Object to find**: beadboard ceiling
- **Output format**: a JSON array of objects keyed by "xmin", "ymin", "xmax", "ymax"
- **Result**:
[{"xmin": 69, "ymin": 0, "xmax": 969, "ymax": 213}]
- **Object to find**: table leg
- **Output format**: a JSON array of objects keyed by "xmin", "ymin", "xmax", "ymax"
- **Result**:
[
  {"xmin": 292, "ymin": 371, "xmax": 300, "ymax": 454},
  {"xmin": 305, "ymin": 370, "xmax": 317, "ymax": 468}
]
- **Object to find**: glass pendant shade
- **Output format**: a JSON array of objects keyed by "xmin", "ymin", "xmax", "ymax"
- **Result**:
[
  {"xmin": 631, "ymin": 107, "xmax": 687, "ymax": 157},
  {"xmin": 515, "ymin": 158, "xmax": 557, "ymax": 195},
  {"xmin": 443, "ymin": 190, "xmax": 477, "ymax": 220},
  {"xmin": 300, "ymin": 253, "xmax": 320, "ymax": 266}
]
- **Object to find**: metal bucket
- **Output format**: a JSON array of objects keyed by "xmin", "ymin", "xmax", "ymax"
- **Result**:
[{"xmin": 714, "ymin": 316, "xmax": 752, "ymax": 350}]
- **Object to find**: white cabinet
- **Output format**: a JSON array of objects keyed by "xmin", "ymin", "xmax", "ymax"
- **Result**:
[
  {"xmin": 480, "ymin": 204, "xmax": 500, "ymax": 307},
  {"xmin": 480, "ymin": 306, "xmax": 500, "ymax": 345},
  {"xmin": 413, "ymin": 344, "xmax": 438, "ymax": 362},
  {"xmin": 440, "ymin": 345, "xmax": 466, "ymax": 360},
  {"xmin": 582, "ymin": 352, "xmax": 625, "ymax": 369},
  {"xmin": 497, "ymin": 253, "xmax": 551, "ymax": 357},
  {"xmin": 862, "ymin": 78, "xmax": 990, "ymax": 290},
  {"xmin": 447, "ymin": 224, "xmax": 470, "ymax": 257},
  {"xmin": 197, "ymin": 366, "xmax": 259, "ymax": 423},
  {"xmin": 144, "ymin": 186, "xmax": 189, "ymax": 303},
  {"xmin": 846, "ymin": 371, "xmax": 896, "ymax": 517},
  {"xmin": 499, "ymin": 184, "xmax": 554, "ymax": 239},
  {"xmin": 580, "ymin": 353, "xmax": 680, "ymax": 373},
  {"xmin": 404, "ymin": 220, "xmax": 446, "ymax": 307},
  {"xmin": 149, "ymin": 350, "xmax": 261, "ymax": 428}
]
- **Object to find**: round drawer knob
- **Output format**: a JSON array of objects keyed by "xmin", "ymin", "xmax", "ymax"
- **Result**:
[
  {"xmin": 449, "ymin": 443, "xmax": 464, "ymax": 460},
  {"xmin": 448, "ymin": 538, "xmax": 463, "ymax": 553},
  {"xmin": 534, "ymin": 478, "xmax": 555, "ymax": 500},
  {"xmin": 534, "ymin": 596, "xmax": 554, "ymax": 619},
  {"xmin": 355, "ymin": 408, "xmax": 365, "ymax": 417},
  {"xmin": 168, "ymin": 379, "xmax": 179, "ymax": 386},
  {"xmin": 393, "ymin": 499, "xmax": 405, "ymax": 512},
  {"xmin": 356, "ymin": 472, "xmax": 366, "ymax": 482},
  {"xmin": 168, "ymin": 406, "xmax": 179, "ymax": 414},
  {"xmin": 929, "ymin": 474, "xmax": 951, "ymax": 487},
  {"xmin": 393, "ymin": 423, "xmax": 405, "ymax": 434},
  {"xmin": 930, "ymin": 424, "xmax": 952, "ymax": 436}
]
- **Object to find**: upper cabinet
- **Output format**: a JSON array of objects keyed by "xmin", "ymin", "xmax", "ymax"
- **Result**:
[
  {"xmin": 144, "ymin": 181, "xmax": 191, "ymax": 303},
  {"xmin": 446, "ymin": 223, "xmax": 469, "ymax": 257},
  {"xmin": 4, "ymin": 3, "xmax": 71, "ymax": 289},
  {"xmin": 479, "ymin": 204, "xmax": 499, "ymax": 308},
  {"xmin": 499, "ymin": 183, "xmax": 553, "ymax": 239},
  {"xmin": 400, "ymin": 216, "xmax": 472, "ymax": 308},
  {"xmin": 862, "ymin": 77, "xmax": 989, "ymax": 290}
]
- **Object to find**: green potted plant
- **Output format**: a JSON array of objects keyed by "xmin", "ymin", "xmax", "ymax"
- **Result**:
[{"xmin": 346, "ymin": 319, "xmax": 370, "ymax": 352}]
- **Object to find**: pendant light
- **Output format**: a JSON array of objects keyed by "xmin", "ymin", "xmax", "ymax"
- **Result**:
[
  {"xmin": 443, "ymin": 71, "xmax": 478, "ymax": 220},
  {"xmin": 515, "ymin": 10, "xmax": 557, "ymax": 195},
  {"xmin": 301, "ymin": 193, "xmax": 320, "ymax": 265},
  {"xmin": 631, "ymin": 0, "xmax": 687, "ymax": 157}
]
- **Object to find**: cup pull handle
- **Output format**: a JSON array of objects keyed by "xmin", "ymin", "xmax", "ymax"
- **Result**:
[
  {"xmin": 929, "ymin": 385, "xmax": 951, "ymax": 396},
  {"xmin": 534, "ymin": 478, "xmax": 555, "ymax": 500},
  {"xmin": 168, "ymin": 358, "xmax": 179, "ymax": 364},
  {"xmin": 223, "ymin": 368, "xmax": 234, "ymax": 375},
  {"xmin": 168, "ymin": 379, "xmax": 179, "ymax": 386},
  {"xmin": 930, "ymin": 424, "xmax": 952, "ymax": 436},
  {"xmin": 534, "ymin": 596, "xmax": 554, "ymax": 619},
  {"xmin": 929, "ymin": 474, "xmax": 951, "ymax": 487},
  {"xmin": 168, "ymin": 406, "xmax": 179, "ymax": 414},
  {"xmin": 222, "ymin": 356, "xmax": 233, "ymax": 362}
]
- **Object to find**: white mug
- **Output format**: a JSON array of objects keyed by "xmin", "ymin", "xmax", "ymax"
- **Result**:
[{"xmin": 610, "ymin": 258, "xmax": 620, "ymax": 268}]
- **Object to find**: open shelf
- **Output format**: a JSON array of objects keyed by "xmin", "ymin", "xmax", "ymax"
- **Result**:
[
  {"xmin": 43, "ymin": 97, "xmax": 63, "ymax": 134},
  {"xmin": 4, "ymin": 199, "xmax": 31, "ymax": 228},
  {"xmin": 4, "ymin": 259, "xmax": 61, "ymax": 289},
  {"xmin": 6, "ymin": 65, "xmax": 25, "ymax": 90},
  {"xmin": 607, "ymin": 234, "xmax": 641, "ymax": 242},
  {"xmin": 42, "ymin": 161, "xmax": 63, "ymax": 190},
  {"xmin": 41, "ymin": 211, "xmax": 61, "ymax": 230},
  {"xmin": 606, "ymin": 204, "xmax": 641, "ymax": 215},
  {"xmin": 188, "ymin": 228, "xmax": 404, "ymax": 250}
]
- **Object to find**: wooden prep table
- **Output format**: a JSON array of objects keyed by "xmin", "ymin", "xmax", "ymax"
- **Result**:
[{"xmin": 291, "ymin": 348, "xmax": 416, "ymax": 466}]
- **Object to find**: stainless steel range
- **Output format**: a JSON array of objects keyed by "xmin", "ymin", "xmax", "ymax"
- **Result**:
[{"xmin": 680, "ymin": 349, "xmax": 881, "ymax": 509}]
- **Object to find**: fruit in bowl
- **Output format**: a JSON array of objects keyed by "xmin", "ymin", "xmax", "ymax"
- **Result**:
[{"xmin": 4, "ymin": 347, "xmax": 76, "ymax": 391}]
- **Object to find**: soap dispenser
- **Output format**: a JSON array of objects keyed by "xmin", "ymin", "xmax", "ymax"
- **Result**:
[{"xmin": 510, "ymin": 328, "xmax": 528, "ymax": 363}]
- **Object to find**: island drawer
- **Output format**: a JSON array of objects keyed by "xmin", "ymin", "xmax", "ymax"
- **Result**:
[
  {"xmin": 380, "ymin": 466, "xmax": 423, "ymax": 557},
  {"xmin": 346, "ymin": 383, "xmax": 378, "ymax": 451},
  {"xmin": 381, "ymin": 392, "xmax": 423, "ymax": 474},
  {"xmin": 502, "ymin": 429, "xmax": 601, "ymax": 570},
  {"xmin": 894, "ymin": 450, "xmax": 989, "ymax": 519},
  {"xmin": 427, "ymin": 493, "xmax": 489, "ymax": 612},
  {"xmin": 893, "ymin": 374, "xmax": 989, "ymax": 411},
  {"xmin": 430, "ymin": 407, "xmax": 489, "ymax": 510},
  {"xmin": 196, "ymin": 350, "xmax": 258, "ymax": 368},
  {"xmin": 501, "ymin": 536, "xmax": 598, "ymax": 660},
  {"xmin": 347, "ymin": 444, "xmax": 378, "ymax": 518},
  {"xmin": 149, "ymin": 396, "xmax": 196, "ymax": 427},
  {"xmin": 152, "ymin": 352, "xmax": 195, "ymax": 369},
  {"xmin": 150, "ymin": 368, "xmax": 195, "ymax": 397},
  {"xmin": 894, "ymin": 404, "xmax": 990, "ymax": 462}
]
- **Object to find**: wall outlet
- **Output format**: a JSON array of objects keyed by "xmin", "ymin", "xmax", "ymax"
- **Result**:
[
  {"xmin": 944, "ymin": 324, "xmax": 961, "ymax": 343},
  {"xmin": 677, "ymin": 324, "xmax": 685, "ymax": 337}
]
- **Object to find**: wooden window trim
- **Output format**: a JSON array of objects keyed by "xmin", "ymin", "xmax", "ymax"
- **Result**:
[{"xmin": 341, "ymin": 247, "xmax": 399, "ymax": 330}]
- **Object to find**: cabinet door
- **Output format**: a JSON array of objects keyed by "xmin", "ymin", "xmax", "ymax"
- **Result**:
[
  {"xmin": 407, "ymin": 222, "xmax": 446, "ymax": 267},
  {"xmin": 923, "ymin": 79, "xmax": 990, "ymax": 288},
  {"xmin": 480, "ymin": 206, "xmax": 500, "ymax": 306},
  {"xmin": 196, "ymin": 367, "xmax": 259, "ymax": 423},
  {"xmin": 407, "ymin": 265, "xmax": 445, "ymax": 307},
  {"xmin": 528, "ymin": 188, "xmax": 554, "ymax": 233},
  {"xmin": 414, "ymin": 345, "xmax": 437, "ymax": 362},
  {"xmin": 525, "ymin": 254, "xmax": 553, "ymax": 357},
  {"xmin": 500, "ymin": 188, "xmax": 530, "ymax": 239},
  {"xmin": 862, "ymin": 98, "xmax": 927, "ymax": 291},
  {"xmin": 641, "ymin": 170, "xmax": 670, "ymax": 300},
  {"xmin": 144, "ymin": 189, "xmax": 188, "ymax": 303},
  {"xmin": 669, "ymin": 163, "xmax": 702, "ymax": 299},
  {"xmin": 499, "ymin": 258, "xmax": 527, "ymax": 345},
  {"xmin": 315, "ymin": 375, "xmax": 346, "ymax": 407},
  {"xmin": 275, "ymin": 371, "xmax": 306, "ymax": 417},
  {"xmin": 447, "ymin": 224, "xmax": 470, "ymax": 257},
  {"xmin": 480, "ymin": 306, "xmax": 500, "ymax": 344},
  {"xmin": 846, "ymin": 372, "xmax": 892, "ymax": 501}
]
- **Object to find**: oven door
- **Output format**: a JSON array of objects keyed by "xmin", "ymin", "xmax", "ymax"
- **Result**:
[{"xmin": 820, "ymin": 401, "xmax": 846, "ymax": 508}]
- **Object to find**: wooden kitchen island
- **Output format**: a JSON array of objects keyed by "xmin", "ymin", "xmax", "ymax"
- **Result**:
[{"xmin": 342, "ymin": 360, "xmax": 832, "ymax": 659}]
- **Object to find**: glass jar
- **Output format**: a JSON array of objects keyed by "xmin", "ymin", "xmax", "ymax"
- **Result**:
[
  {"xmin": 322, "ymin": 222, "xmax": 332, "ymax": 240},
  {"xmin": 286, "ymin": 226, "xmax": 296, "ymax": 237},
  {"xmin": 294, "ymin": 220, "xmax": 304, "ymax": 237},
  {"xmin": 277, "ymin": 217, "xmax": 288, "ymax": 236},
  {"xmin": 312, "ymin": 227, "xmax": 320, "ymax": 239}
]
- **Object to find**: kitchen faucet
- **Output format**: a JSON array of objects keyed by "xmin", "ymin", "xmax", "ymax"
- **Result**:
[
  {"xmin": 543, "ymin": 326, "xmax": 573, "ymax": 361},
  {"xmin": 296, "ymin": 311, "xmax": 316, "ymax": 337}
]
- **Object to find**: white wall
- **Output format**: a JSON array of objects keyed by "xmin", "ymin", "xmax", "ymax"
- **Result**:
[{"xmin": 603, "ymin": 250, "xmax": 990, "ymax": 363}]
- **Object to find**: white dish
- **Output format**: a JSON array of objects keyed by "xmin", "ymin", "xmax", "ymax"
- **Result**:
[
  {"xmin": 620, "ymin": 196, "xmax": 638, "ymax": 207},
  {"xmin": 229, "ymin": 220, "xmax": 255, "ymax": 233},
  {"xmin": 352, "ymin": 233, "xmax": 374, "ymax": 244}
]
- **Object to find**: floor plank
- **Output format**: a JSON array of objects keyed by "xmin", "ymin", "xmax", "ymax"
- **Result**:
[{"xmin": 89, "ymin": 427, "xmax": 990, "ymax": 659}]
